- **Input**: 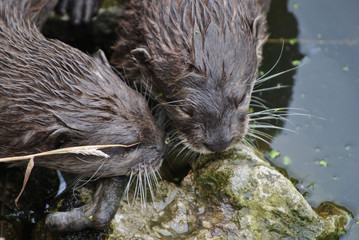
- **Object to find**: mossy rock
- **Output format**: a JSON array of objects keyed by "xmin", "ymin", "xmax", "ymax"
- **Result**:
[{"xmin": 109, "ymin": 146, "xmax": 351, "ymax": 239}]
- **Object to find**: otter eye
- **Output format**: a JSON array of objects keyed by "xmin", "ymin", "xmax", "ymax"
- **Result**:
[
  {"xmin": 179, "ymin": 106, "xmax": 191, "ymax": 116},
  {"xmin": 237, "ymin": 94, "xmax": 247, "ymax": 108}
]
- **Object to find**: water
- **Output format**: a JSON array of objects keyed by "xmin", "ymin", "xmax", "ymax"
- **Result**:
[{"xmin": 260, "ymin": 0, "xmax": 359, "ymax": 238}]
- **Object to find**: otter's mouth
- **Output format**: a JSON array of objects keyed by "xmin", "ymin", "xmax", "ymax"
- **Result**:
[{"xmin": 176, "ymin": 134, "xmax": 239, "ymax": 154}]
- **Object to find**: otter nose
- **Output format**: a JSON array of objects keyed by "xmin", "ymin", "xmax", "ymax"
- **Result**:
[{"xmin": 204, "ymin": 141, "xmax": 232, "ymax": 152}]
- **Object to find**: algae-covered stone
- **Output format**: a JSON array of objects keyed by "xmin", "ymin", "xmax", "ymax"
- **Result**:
[{"xmin": 109, "ymin": 146, "xmax": 351, "ymax": 239}]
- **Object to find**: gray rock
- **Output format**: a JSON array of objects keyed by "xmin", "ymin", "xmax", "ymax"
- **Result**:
[{"xmin": 109, "ymin": 146, "xmax": 351, "ymax": 239}]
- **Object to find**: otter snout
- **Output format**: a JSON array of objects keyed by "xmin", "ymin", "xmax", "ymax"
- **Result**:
[{"xmin": 203, "ymin": 140, "xmax": 232, "ymax": 152}]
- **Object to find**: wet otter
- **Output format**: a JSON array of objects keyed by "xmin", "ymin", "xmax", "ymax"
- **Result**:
[
  {"xmin": 111, "ymin": 0, "xmax": 268, "ymax": 153},
  {"xmin": 0, "ymin": 0, "xmax": 164, "ymax": 231}
]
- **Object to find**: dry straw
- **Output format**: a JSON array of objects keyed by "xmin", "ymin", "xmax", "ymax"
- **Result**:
[{"xmin": 0, "ymin": 143, "xmax": 139, "ymax": 207}]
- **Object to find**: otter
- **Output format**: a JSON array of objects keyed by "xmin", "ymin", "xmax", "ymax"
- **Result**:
[
  {"xmin": 0, "ymin": 0, "xmax": 164, "ymax": 231},
  {"xmin": 111, "ymin": 0, "xmax": 268, "ymax": 153}
]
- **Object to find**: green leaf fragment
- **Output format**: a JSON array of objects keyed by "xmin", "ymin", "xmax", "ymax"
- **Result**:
[
  {"xmin": 283, "ymin": 156, "xmax": 292, "ymax": 165},
  {"xmin": 259, "ymin": 71, "xmax": 264, "ymax": 76},
  {"xmin": 157, "ymin": 93, "xmax": 163, "ymax": 97},
  {"xmin": 306, "ymin": 182, "xmax": 315, "ymax": 190},
  {"xmin": 88, "ymin": 215, "xmax": 93, "ymax": 219},
  {"xmin": 342, "ymin": 66, "xmax": 349, "ymax": 71},
  {"xmin": 320, "ymin": 160, "xmax": 328, "ymax": 167},
  {"xmin": 289, "ymin": 38, "xmax": 297, "ymax": 45},
  {"xmin": 291, "ymin": 60, "xmax": 301, "ymax": 67},
  {"xmin": 269, "ymin": 150, "xmax": 280, "ymax": 159},
  {"xmin": 292, "ymin": 3, "xmax": 299, "ymax": 9},
  {"xmin": 195, "ymin": 30, "xmax": 200, "ymax": 34},
  {"xmin": 356, "ymin": 220, "xmax": 359, "ymax": 224}
]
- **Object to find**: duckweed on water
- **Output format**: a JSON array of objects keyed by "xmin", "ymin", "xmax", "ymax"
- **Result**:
[
  {"xmin": 292, "ymin": 60, "xmax": 301, "ymax": 67},
  {"xmin": 269, "ymin": 150, "xmax": 280, "ymax": 159},
  {"xmin": 289, "ymin": 38, "xmax": 297, "ymax": 45},
  {"xmin": 320, "ymin": 160, "xmax": 328, "ymax": 167},
  {"xmin": 283, "ymin": 156, "xmax": 292, "ymax": 165}
]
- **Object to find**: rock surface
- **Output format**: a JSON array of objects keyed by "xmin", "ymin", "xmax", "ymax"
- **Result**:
[{"xmin": 109, "ymin": 146, "xmax": 351, "ymax": 239}]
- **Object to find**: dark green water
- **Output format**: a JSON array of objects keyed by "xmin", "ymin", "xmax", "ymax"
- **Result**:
[{"xmin": 260, "ymin": 0, "xmax": 359, "ymax": 238}]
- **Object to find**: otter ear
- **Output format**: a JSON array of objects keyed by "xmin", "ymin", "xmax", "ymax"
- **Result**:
[
  {"xmin": 131, "ymin": 48, "xmax": 151, "ymax": 66},
  {"xmin": 93, "ymin": 49, "xmax": 111, "ymax": 68},
  {"xmin": 251, "ymin": 15, "xmax": 268, "ymax": 61},
  {"xmin": 47, "ymin": 128, "xmax": 73, "ymax": 149}
]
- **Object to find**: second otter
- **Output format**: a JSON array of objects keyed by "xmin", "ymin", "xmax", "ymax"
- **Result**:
[
  {"xmin": 111, "ymin": 0, "xmax": 268, "ymax": 153},
  {"xmin": 0, "ymin": 0, "xmax": 164, "ymax": 231}
]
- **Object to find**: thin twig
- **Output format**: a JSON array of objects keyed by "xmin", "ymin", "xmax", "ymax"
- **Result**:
[
  {"xmin": 0, "ymin": 143, "xmax": 140, "ymax": 163},
  {"xmin": 0, "ymin": 143, "xmax": 140, "ymax": 206},
  {"xmin": 14, "ymin": 156, "xmax": 34, "ymax": 207}
]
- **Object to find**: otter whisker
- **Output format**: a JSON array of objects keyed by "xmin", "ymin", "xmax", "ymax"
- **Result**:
[
  {"xmin": 248, "ymin": 108, "xmax": 288, "ymax": 116},
  {"xmin": 73, "ymin": 158, "xmax": 107, "ymax": 191},
  {"xmin": 151, "ymin": 100, "xmax": 189, "ymax": 112},
  {"xmin": 244, "ymin": 137, "xmax": 257, "ymax": 148},
  {"xmin": 252, "ymin": 85, "xmax": 290, "ymax": 93},
  {"xmin": 248, "ymin": 123, "xmax": 297, "ymax": 133},
  {"xmin": 256, "ymin": 40, "xmax": 284, "ymax": 83},
  {"xmin": 75, "ymin": 156, "xmax": 97, "ymax": 164},
  {"xmin": 249, "ymin": 116, "xmax": 297, "ymax": 128},
  {"xmin": 139, "ymin": 171, "xmax": 146, "ymax": 208},
  {"xmin": 152, "ymin": 167, "xmax": 161, "ymax": 185},
  {"xmin": 250, "ymin": 129, "xmax": 275, "ymax": 141},
  {"xmin": 250, "ymin": 95, "xmax": 269, "ymax": 104},
  {"xmin": 250, "ymin": 104, "xmax": 269, "ymax": 110},
  {"xmin": 250, "ymin": 100, "xmax": 269, "ymax": 109},
  {"xmin": 245, "ymin": 132, "xmax": 271, "ymax": 145},
  {"xmin": 249, "ymin": 108, "xmax": 314, "ymax": 121},
  {"xmin": 125, "ymin": 171, "xmax": 135, "ymax": 203},
  {"xmin": 249, "ymin": 113, "xmax": 290, "ymax": 121},
  {"xmin": 183, "ymin": 147, "xmax": 196, "ymax": 160},
  {"xmin": 256, "ymin": 66, "xmax": 300, "ymax": 85},
  {"xmin": 175, "ymin": 142, "xmax": 192, "ymax": 161},
  {"xmin": 168, "ymin": 138, "xmax": 187, "ymax": 155},
  {"xmin": 124, "ymin": 165, "xmax": 161, "ymax": 208},
  {"xmin": 132, "ymin": 172, "xmax": 140, "ymax": 205},
  {"xmin": 147, "ymin": 84, "xmax": 153, "ymax": 104},
  {"xmin": 145, "ymin": 167, "xmax": 155, "ymax": 203}
]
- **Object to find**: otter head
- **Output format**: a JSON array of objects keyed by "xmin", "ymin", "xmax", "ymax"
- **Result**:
[
  {"xmin": 39, "ymin": 49, "xmax": 166, "ymax": 177},
  {"xmin": 0, "ymin": 21, "xmax": 166, "ymax": 177},
  {"xmin": 129, "ymin": 0, "xmax": 267, "ymax": 153}
]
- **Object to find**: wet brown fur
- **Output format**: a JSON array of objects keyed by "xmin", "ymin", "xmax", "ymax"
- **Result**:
[{"xmin": 111, "ymin": 0, "xmax": 268, "ymax": 152}]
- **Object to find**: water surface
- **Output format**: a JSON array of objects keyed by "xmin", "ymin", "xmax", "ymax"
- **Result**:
[{"xmin": 261, "ymin": 0, "xmax": 359, "ymax": 238}]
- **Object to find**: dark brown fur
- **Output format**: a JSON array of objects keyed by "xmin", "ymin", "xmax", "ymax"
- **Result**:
[
  {"xmin": 0, "ymin": 1, "xmax": 165, "ymax": 178},
  {"xmin": 111, "ymin": 0, "xmax": 268, "ymax": 153}
]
